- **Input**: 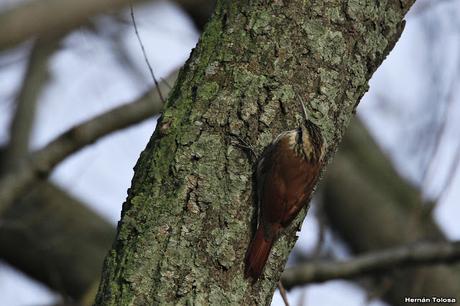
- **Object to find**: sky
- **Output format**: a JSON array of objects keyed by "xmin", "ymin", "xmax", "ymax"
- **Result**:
[{"xmin": 0, "ymin": 0, "xmax": 459, "ymax": 305}]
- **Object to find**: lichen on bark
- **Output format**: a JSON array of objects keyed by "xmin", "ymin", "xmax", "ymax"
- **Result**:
[{"xmin": 95, "ymin": 1, "xmax": 415, "ymax": 305}]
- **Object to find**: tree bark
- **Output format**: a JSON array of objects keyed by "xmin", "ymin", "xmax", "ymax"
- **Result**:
[
  {"xmin": 322, "ymin": 119, "xmax": 460, "ymax": 305},
  {"xmin": 95, "ymin": 1, "xmax": 415, "ymax": 305}
]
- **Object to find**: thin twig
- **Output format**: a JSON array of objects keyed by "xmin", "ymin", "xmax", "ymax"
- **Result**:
[
  {"xmin": 296, "ymin": 288, "xmax": 307, "ymax": 306},
  {"xmin": 277, "ymin": 281, "xmax": 290, "ymax": 306},
  {"xmin": 312, "ymin": 201, "xmax": 326, "ymax": 258},
  {"xmin": 281, "ymin": 240, "xmax": 460, "ymax": 290},
  {"xmin": 129, "ymin": 1, "xmax": 165, "ymax": 103}
]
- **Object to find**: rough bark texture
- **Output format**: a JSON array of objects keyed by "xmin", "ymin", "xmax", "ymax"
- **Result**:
[
  {"xmin": 323, "ymin": 119, "xmax": 460, "ymax": 305},
  {"xmin": 95, "ymin": 1, "xmax": 415, "ymax": 305}
]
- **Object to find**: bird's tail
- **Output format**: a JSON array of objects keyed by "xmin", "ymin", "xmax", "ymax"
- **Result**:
[{"xmin": 244, "ymin": 226, "xmax": 274, "ymax": 281}]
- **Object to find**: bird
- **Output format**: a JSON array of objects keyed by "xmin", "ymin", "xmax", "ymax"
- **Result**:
[{"xmin": 244, "ymin": 98, "xmax": 327, "ymax": 281}]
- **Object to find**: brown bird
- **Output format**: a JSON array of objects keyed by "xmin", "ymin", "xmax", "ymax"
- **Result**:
[{"xmin": 244, "ymin": 101, "xmax": 326, "ymax": 281}]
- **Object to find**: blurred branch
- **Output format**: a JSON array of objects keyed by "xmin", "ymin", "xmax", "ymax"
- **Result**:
[
  {"xmin": 0, "ymin": 0, "xmax": 132, "ymax": 50},
  {"xmin": 0, "ymin": 0, "xmax": 213, "ymax": 51},
  {"xmin": 282, "ymin": 241, "xmax": 460, "ymax": 289},
  {"xmin": 2, "ymin": 37, "xmax": 61, "ymax": 171},
  {"xmin": 0, "ymin": 71, "xmax": 178, "ymax": 216},
  {"xmin": 0, "ymin": 180, "xmax": 115, "ymax": 300},
  {"xmin": 311, "ymin": 201, "xmax": 327, "ymax": 258}
]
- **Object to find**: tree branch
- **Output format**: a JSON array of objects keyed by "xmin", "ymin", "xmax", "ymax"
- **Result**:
[
  {"xmin": 0, "ymin": 180, "xmax": 115, "ymax": 300},
  {"xmin": 0, "ymin": 0, "xmax": 131, "ymax": 50},
  {"xmin": 2, "ymin": 37, "xmax": 61, "ymax": 171},
  {"xmin": 282, "ymin": 241, "xmax": 460, "ymax": 289},
  {"xmin": 0, "ymin": 0, "xmax": 209, "ymax": 51},
  {"xmin": 0, "ymin": 71, "xmax": 177, "ymax": 216}
]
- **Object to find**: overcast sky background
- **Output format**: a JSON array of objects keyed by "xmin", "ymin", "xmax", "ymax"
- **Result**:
[{"xmin": 0, "ymin": 0, "xmax": 459, "ymax": 305}]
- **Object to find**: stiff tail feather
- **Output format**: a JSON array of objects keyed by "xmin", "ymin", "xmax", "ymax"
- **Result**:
[{"xmin": 244, "ymin": 226, "xmax": 274, "ymax": 281}]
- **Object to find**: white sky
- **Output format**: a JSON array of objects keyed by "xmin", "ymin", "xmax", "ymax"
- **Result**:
[{"xmin": 0, "ymin": 0, "xmax": 459, "ymax": 305}]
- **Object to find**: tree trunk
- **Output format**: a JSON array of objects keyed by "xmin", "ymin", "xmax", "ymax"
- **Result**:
[{"xmin": 94, "ymin": 1, "xmax": 415, "ymax": 304}]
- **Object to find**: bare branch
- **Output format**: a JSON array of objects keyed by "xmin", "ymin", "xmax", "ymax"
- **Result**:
[
  {"xmin": 2, "ymin": 37, "xmax": 61, "ymax": 171},
  {"xmin": 281, "ymin": 241, "xmax": 460, "ymax": 290},
  {"xmin": 0, "ymin": 0, "xmax": 131, "ymax": 50},
  {"xmin": 0, "ymin": 0, "xmax": 210, "ymax": 51},
  {"xmin": 0, "ymin": 71, "xmax": 178, "ymax": 216},
  {"xmin": 277, "ymin": 281, "xmax": 290, "ymax": 306}
]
